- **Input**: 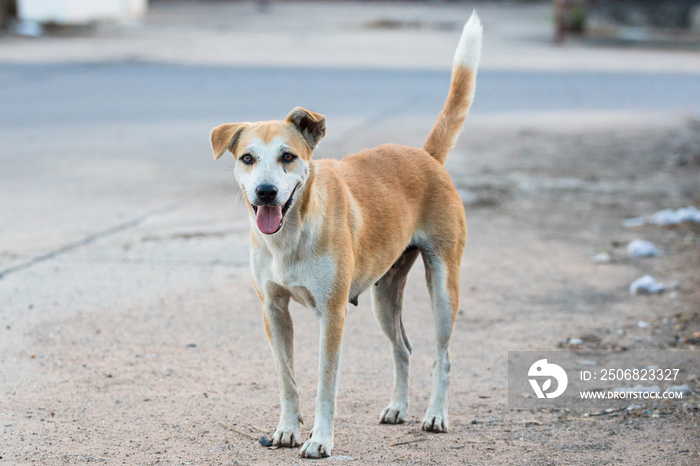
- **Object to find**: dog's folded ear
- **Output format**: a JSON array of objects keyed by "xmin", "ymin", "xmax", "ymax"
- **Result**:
[
  {"xmin": 210, "ymin": 123, "xmax": 246, "ymax": 160},
  {"xmin": 286, "ymin": 107, "xmax": 326, "ymax": 150}
]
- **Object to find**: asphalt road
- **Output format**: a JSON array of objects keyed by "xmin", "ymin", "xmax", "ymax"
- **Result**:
[
  {"xmin": 2, "ymin": 62, "xmax": 699, "ymax": 269},
  {"xmin": 2, "ymin": 63, "xmax": 700, "ymax": 132}
]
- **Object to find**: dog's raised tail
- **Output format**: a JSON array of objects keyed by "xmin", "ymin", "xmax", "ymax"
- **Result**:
[{"xmin": 423, "ymin": 12, "xmax": 482, "ymax": 165}]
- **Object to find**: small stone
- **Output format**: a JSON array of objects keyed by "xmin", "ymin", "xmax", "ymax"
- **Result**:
[
  {"xmin": 637, "ymin": 321, "xmax": 649, "ymax": 328},
  {"xmin": 471, "ymin": 419, "xmax": 478, "ymax": 424},
  {"xmin": 593, "ymin": 251, "xmax": 612, "ymax": 264},
  {"xmin": 258, "ymin": 435, "xmax": 273, "ymax": 447},
  {"xmin": 568, "ymin": 338, "xmax": 583, "ymax": 345},
  {"xmin": 580, "ymin": 334, "xmax": 601, "ymax": 344}
]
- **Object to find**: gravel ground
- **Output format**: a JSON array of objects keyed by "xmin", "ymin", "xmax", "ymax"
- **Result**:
[{"xmin": 2, "ymin": 115, "xmax": 699, "ymax": 464}]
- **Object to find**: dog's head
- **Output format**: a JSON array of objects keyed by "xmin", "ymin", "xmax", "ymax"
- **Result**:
[{"xmin": 210, "ymin": 107, "xmax": 326, "ymax": 235}]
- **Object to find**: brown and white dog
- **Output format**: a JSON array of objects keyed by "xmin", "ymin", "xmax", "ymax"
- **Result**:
[{"xmin": 210, "ymin": 12, "xmax": 482, "ymax": 458}]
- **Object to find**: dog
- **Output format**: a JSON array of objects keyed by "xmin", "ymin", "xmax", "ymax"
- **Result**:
[{"xmin": 210, "ymin": 12, "xmax": 482, "ymax": 458}]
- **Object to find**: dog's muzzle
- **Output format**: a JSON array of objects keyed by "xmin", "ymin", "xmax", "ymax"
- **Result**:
[{"xmin": 251, "ymin": 186, "xmax": 297, "ymax": 235}]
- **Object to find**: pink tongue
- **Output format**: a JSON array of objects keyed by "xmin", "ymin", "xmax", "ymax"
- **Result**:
[{"xmin": 256, "ymin": 205, "xmax": 283, "ymax": 234}]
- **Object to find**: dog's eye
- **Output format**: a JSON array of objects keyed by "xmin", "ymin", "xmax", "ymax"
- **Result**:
[
  {"xmin": 281, "ymin": 153, "xmax": 296, "ymax": 163},
  {"xmin": 240, "ymin": 154, "xmax": 254, "ymax": 164}
]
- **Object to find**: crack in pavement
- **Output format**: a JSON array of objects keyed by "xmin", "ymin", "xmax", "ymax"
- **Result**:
[
  {"xmin": 0, "ymin": 204, "xmax": 179, "ymax": 279},
  {"xmin": 42, "ymin": 257, "xmax": 250, "ymax": 268}
]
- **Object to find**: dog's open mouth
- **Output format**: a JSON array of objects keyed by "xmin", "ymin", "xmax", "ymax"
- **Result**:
[{"xmin": 251, "ymin": 186, "xmax": 297, "ymax": 235}]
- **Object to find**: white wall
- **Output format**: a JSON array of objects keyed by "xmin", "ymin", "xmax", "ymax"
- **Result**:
[{"xmin": 18, "ymin": 0, "xmax": 148, "ymax": 24}]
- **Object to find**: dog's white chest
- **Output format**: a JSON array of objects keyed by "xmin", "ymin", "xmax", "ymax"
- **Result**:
[{"xmin": 252, "ymin": 246, "xmax": 336, "ymax": 309}]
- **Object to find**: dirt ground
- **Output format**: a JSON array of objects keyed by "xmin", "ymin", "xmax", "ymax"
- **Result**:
[
  {"xmin": 2, "ymin": 1, "xmax": 700, "ymax": 465},
  {"xmin": 2, "ymin": 113, "xmax": 699, "ymax": 464}
]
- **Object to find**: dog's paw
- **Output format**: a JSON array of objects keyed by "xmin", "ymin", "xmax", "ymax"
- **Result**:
[
  {"xmin": 421, "ymin": 412, "xmax": 448, "ymax": 433},
  {"xmin": 379, "ymin": 403, "xmax": 407, "ymax": 424},
  {"xmin": 300, "ymin": 436, "xmax": 332, "ymax": 459},
  {"xmin": 272, "ymin": 424, "xmax": 302, "ymax": 447}
]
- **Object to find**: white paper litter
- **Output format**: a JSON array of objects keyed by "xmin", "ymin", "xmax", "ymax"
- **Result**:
[
  {"xmin": 664, "ymin": 384, "xmax": 693, "ymax": 396},
  {"xmin": 627, "ymin": 240, "xmax": 662, "ymax": 257},
  {"xmin": 629, "ymin": 275, "xmax": 666, "ymax": 295},
  {"xmin": 624, "ymin": 206, "xmax": 700, "ymax": 227}
]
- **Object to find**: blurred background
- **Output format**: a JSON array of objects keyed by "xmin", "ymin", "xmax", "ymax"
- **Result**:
[{"xmin": 1, "ymin": 1, "xmax": 699, "ymax": 463}]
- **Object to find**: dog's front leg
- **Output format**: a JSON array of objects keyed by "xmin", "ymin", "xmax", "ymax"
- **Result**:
[
  {"xmin": 263, "ymin": 294, "xmax": 303, "ymax": 447},
  {"xmin": 300, "ymin": 307, "xmax": 346, "ymax": 459}
]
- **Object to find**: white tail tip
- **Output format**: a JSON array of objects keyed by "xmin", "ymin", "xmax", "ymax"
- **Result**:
[{"xmin": 453, "ymin": 11, "xmax": 483, "ymax": 70}]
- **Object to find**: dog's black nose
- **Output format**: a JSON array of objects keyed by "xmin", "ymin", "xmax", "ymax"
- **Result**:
[{"xmin": 255, "ymin": 184, "xmax": 278, "ymax": 203}]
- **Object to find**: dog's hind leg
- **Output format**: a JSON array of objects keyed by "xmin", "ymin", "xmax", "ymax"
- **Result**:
[
  {"xmin": 372, "ymin": 247, "xmax": 420, "ymax": 424},
  {"xmin": 421, "ymin": 248, "xmax": 462, "ymax": 433}
]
